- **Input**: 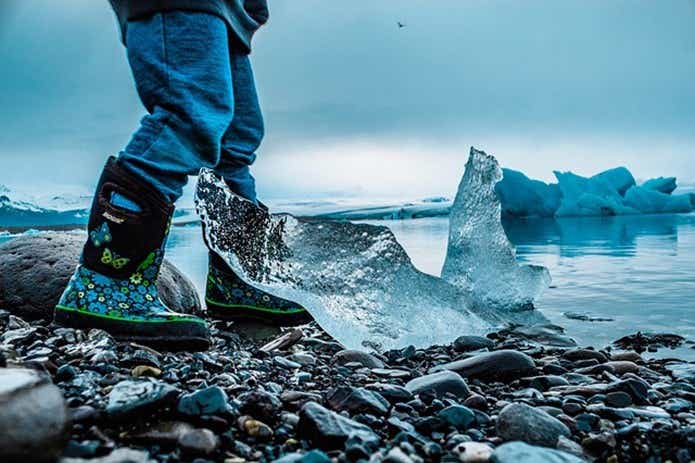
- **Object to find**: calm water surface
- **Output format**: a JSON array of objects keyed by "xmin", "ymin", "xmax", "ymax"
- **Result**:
[{"xmin": 364, "ymin": 213, "xmax": 695, "ymax": 359}]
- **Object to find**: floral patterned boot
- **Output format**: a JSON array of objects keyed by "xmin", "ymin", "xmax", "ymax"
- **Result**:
[
  {"xmin": 54, "ymin": 157, "xmax": 210, "ymax": 350},
  {"xmin": 205, "ymin": 251, "xmax": 313, "ymax": 326}
]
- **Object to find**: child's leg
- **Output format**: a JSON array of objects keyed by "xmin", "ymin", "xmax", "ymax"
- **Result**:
[
  {"xmin": 119, "ymin": 11, "xmax": 235, "ymax": 203},
  {"xmin": 214, "ymin": 52, "xmax": 264, "ymax": 204}
]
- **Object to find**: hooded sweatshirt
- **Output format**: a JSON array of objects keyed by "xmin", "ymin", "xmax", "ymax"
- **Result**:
[{"xmin": 108, "ymin": 0, "xmax": 269, "ymax": 53}]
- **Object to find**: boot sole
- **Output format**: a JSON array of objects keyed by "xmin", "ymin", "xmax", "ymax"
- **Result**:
[
  {"xmin": 205, "ymin": 297, "xmax": 313, "ymax": 326},
  {"xmin": 53, "ymin": 305, "xmax": 210, "ymax": 351}
]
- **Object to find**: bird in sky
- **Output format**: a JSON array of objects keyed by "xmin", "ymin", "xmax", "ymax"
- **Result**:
[{"xmin": 397, "ymin": 21, "xmax": 406, "ymax": 28}]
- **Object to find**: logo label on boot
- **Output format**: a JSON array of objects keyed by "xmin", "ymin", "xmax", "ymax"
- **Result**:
[{"xmin": 102, "ymin": 211, "xmax": 126, "ymax": 224}]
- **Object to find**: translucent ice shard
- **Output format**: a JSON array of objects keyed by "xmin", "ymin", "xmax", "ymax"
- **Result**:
[
  {"xmin": 442, "ymin": 148, "xmax": 551, "ymax": 311},
  {"xmin": 195, "ymin": 148, "xmax": 548, "ymax": 350}
]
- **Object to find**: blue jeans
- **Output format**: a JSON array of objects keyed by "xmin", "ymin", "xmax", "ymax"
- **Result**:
[{"xmin": 118, "ymin": 11, "xmax": 263, "ymax": 203}]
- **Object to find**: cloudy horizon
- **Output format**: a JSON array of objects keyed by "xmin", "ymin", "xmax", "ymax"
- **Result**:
[{"xmin": 1, "ymin": 0, "xmax": 693, "ymax": 202}]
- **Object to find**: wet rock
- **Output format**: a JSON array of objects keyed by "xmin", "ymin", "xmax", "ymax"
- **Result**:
[
  {"xmin": 297, "ymin": 401, "xmax": 379, "ymax": 450},
  {"xmin": 365, "ymin": 383, "xmax": 413, "ymax": 404},
  {"xmin": 60, "ymin": 448, "xmax": 156, "ymax": 463},
  {"xmin": 0, "ymin": 233, "xmax": 201, "ymax": 320},
  {"xmin": 0, "ymin": 368, "xmax": 69, "ymax": 462},
  {"xmin": 274, "ymin": 450, "xmax": 332, "ymax": 463},
  {"xmin": 563, "ymin": 312, "xmax": 613, "ymax": 322},
  {"xmin": 561, "ymin": 348, "xmax": 608, "ymax": 364},
  {"xmin": 131, "ymin": 365, "xmax": 161, "ymax": 378},
  {"xmin": 526, "ymin": 375, "xmax": 569, "ymax": 391},
  {"xmin": 665, "ymin": 362, "xmax": 695, "ymax": 383},
  {"xmin": 259, "ymin": 328, "xmax": 304, "ymax": 352},
  {"xmin": 604, "ymin": 391, "xmax": 632, "ymax": 408},
  {"xmin": 405, "ymin": 370, "xmax": 471, "ymax": 398},
  {"xmin": 613, "ymin": 332, "xmax": 685, "ymax": 353},
  {"xmin": 491, "ymin": 442, "xmax": 584, "ymax": 463},
  {"xmin": 238, "ymin": 415, "xmax": 274, "ymax": 439},
  {"xmin": 604, "ymin": 361, "xmax": 638, "ymax": 375},
  {"xmin": 327, "ymin": 386, "xmax": 390, "ymax": 416},
  {"xmin": 606, "ymin": 379, "xmax": 649, "ymax": 405},
  {"xmin": 287, "ymin": 353, "xmax": 317, "ymax": 366},
  {"xmin": 106, "ymin": 379, "xmax": 179, "ymax": 418},
  {"xmin": 453, "ymin": 335, "xmax": 494, "ymax": 352},
  {"xmin": 123, "ymin": 421, "xmax": 194, "ymax": 446},
  {"xmin": 610, "ymin": 351, "xmax": 642, "ymax": 362},
  {"xmin": 437, "ymin": 405, "xmax": 475, "ymax": 429},
  {"xmin": 453, "ymin": 441, "xmax": 494, "ymax": 463},
  {"xmin": 331, "ymin": 349, "xmax": 386, "ymax": 369},
  {"xmin": 274, "ymin": 356, "xmax": 302, "ymax": 369},
  {"xmin": 505, "ymin": 324, "xmax": 577, "ymax": 347},
  {"xmin": 496, "ymin": 402, "xmax": 571, "ymax": 447},
  {"xmin": 431, "ymin": 350, "xmax": 537, "ymax": 381},
  {"xmin": 178, "ymin": 428, "xmax": 219, "ymax": 455},
  {"xmin": 177, "ymin": 386, "xmax": 230, "ymax": 416},
  {"xmin": 238, "ymin": 390, "xmax": 283, "ymax": 423},
  {"xmin": 663, "ymin": 397, "xmax": 693, "ymax": 413}
]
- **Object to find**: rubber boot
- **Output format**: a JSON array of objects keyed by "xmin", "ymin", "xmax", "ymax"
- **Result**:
[
  {"xmin": 54, "ymin": 157, "xmax": 210, "ymax": 350},
  {"xmin": 198, "ymin": 176, "xmax": 313, "ymax": 326}
]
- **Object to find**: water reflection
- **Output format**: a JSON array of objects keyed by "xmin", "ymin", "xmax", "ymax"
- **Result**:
[{"xmin": 503, "ymin": 214, "xmax": 688, "ymax": 257}]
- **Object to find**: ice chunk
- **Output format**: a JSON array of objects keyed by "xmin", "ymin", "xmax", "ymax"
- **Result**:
[
  {"xmin": 623, "ymin": 186, "xmax": 693, "ymax": 214},
  {"xmin": 442, "ymin": 148, "xmax": 551, "ymax": 311},
  {"xmin": 495, "ymin": 169, "xmax": 561, "ymax": 218},
  {"xmin": 642, "ymin": 177, "xmax": 678, "ymax": 195},
  {"xmin": 553, "ymin": 171, "xmax": 639, "ymax": 217},
  {"xmin": 195, "ymin": 148, "xmax": 549, "ymax": 350}
]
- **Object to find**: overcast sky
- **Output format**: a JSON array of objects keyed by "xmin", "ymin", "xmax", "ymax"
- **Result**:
[{"xmin": 1, "ymin": 0, "xmax": 694, "ymax": 200}]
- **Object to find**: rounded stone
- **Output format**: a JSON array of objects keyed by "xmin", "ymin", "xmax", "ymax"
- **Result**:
[
  {"xmin": 0, "ymin": 233, "xmax": 202, "ymax": 320},
  {"xmin": 430, "ymin": 350, "xmax": 537, "ymax": 381},
  {"xmin": 0, "ymin": 368, "xmax": 70, "ymax": 462},
  {"xmin": 453, "ymin": 335, "xmax": 494, "ymax": 352},
  {"xmin": 330, "ymin": 349, "xmax": 385, "ymax": 369},
  {"xmin": 405, "ymin": 370, "xmax": 471, "ymax": 399},
  {"xmin": 496, "ymin": 402, "xmax": 571, "ymax": 447},
  {"xmin": 177, "ymin": 428, "xmax": 219, "ymax": 455}
]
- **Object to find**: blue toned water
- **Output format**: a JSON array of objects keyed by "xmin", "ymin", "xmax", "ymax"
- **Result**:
[{"xmin": 360, "ymin": 213, "xmax": 695, "ymax": 359}]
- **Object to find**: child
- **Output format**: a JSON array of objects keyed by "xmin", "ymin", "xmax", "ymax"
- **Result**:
[{"xmin": 54, "ymin": 1, "xmax": 311, "ymax": 351}]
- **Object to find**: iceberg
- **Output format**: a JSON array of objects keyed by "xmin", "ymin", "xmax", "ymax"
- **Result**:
[
  {"xmin": 623, "ymin": 186, "xmax": 693, "ymax": 214},
  {"xmin": 495, "ymin": 169, "xmax": 561, "ymax": 218},
  {"xmin": 553, "ymin": 171, "xmax": 639, "ymax": 217},
  {"xmin": 642, "ymin": 177, "xmax": 678, "ymax": 195},
  {"xmin": 494, "ymin": 167, "xmax": 693, "ymax": 219},
  {"xmin": 592, "ymin": 167, "xmax": 636, "ymax": 196},
  {"xmin": 195, "ymin": 147, "xmax": 549, "ymax": 350}
]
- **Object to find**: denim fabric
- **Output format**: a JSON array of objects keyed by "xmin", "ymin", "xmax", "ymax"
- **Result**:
[{"xmin": 118, "ymin": 11, "xmax": 263, "ymax": 203}]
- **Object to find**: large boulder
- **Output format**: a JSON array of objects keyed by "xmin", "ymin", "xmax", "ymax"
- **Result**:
[
  {"xmin": 0, "ymin": 233, "xmax": 201, "ymax": 320},
  {"xmin": 0, "ymin": 368, "xmax": 70, "ymax": 462}
]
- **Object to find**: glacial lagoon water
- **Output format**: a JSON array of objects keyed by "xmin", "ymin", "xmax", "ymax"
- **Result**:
[
  {"xmin": 164, "ymin": 212, "xmax": 695, "ymax": 359},
  {"xmin": 3, "ymin": 211, "xmax": 693, "ymax": 357}
]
